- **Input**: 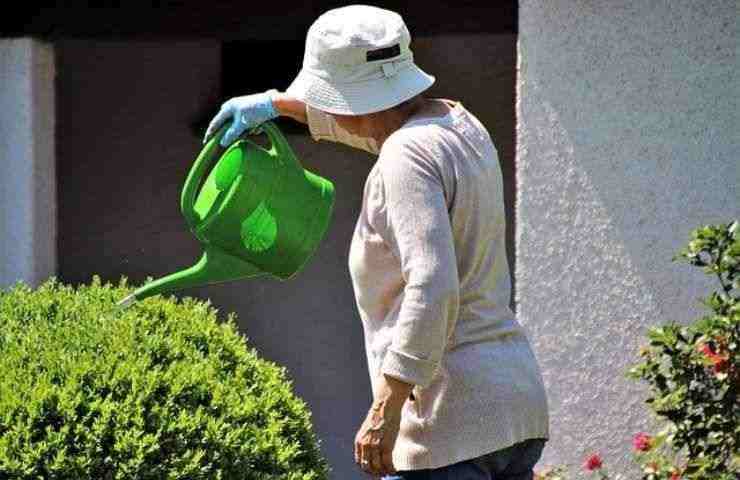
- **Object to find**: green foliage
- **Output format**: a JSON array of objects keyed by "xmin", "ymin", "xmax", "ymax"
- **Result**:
[
  {"xmin": 626, "ymin": 220, "xmax": 739, "ymax": 479},
  {"xmin": 0, "ymin": 276, "xmax": 331, "ymax": 480}
]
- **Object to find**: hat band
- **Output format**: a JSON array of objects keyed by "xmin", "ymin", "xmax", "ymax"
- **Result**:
[{"xmin": 304, "ymin": 56, "xmax": 414, "ymax": 84}]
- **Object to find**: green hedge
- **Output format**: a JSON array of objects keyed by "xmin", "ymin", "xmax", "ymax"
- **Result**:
[{"xmin": 0, "ymin": 276, "xmax": 330, "ymax": 480}]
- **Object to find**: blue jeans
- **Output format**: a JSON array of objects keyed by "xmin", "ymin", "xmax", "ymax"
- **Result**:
[{"xmin": 382, "ymin": 438, "xmax": 548, "ymax": 480}]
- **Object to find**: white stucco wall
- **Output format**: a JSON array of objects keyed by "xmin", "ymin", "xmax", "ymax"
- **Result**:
[
  {"xmin": 517, "ymin": 1, "xmax": 738, "ymax": 476},
  {"xmin": 0, "ymin": 39, "xmax": 56, "ymax": 289}
]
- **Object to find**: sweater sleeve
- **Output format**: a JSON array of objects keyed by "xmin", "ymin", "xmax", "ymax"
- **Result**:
[{"xmin": 375, "ymin": 133, "xmax": 461, "ymax": 389}]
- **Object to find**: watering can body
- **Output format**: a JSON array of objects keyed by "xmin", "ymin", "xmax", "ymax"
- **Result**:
[{"xmin": 118, "ymin": 121, "xmax": 335, "ymax": 307}]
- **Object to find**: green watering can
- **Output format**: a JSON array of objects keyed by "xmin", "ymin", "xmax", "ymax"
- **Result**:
[{"xmin": 117, "ymin": 121, "xmax": 335, "ymax": 308}]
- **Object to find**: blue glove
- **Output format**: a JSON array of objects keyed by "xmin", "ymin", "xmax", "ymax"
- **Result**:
[{"xmin": 203, "ymin": 89, "xmax": 280, "ymax": 147}]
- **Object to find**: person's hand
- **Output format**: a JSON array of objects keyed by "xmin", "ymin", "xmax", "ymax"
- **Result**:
[
  {"xmin": 203, "ymin": 89, "xmax": 280, "ymax": 147},
  {"xmin": 354, "ymin": 398, "xmax": 401, "ymax": 478}
]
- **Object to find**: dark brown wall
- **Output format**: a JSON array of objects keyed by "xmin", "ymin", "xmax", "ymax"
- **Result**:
[
  {"xmin": 56, "ymin": 33, "xmax": 516, "ymax": 479},
  {"xmin": 3, "ymin": 2, "xmax": 516, "ymax": 39}
]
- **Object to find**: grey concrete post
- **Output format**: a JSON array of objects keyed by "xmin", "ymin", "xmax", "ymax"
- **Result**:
[{"xmin": 0, "ymin": 38, "xmax": 56, "ymax": 290}]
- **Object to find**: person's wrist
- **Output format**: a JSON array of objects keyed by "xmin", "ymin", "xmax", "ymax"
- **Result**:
[
  {"xmin": 378, "ymin": 373, "xmax": 414, "ymax": 409},
  {"xmin": 271, "ymin": 91, "xmax": 292, "ymax": 117},
  {"xmin": 271, "ymin": 91, "xmax": 307, "ymax": 123}
]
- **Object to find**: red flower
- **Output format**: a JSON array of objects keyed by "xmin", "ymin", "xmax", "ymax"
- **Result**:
[
  {"xmin": 670, "ymin": 472, "xmax": 681, "ymax": 480},
  {"xmin": 712, "ymin": 357, "xmax": 729, "ymax": 373},
  {"xmin": 698, "ymin": 342, "xmax": 715, "ymax": 356},
  {"xmin": 632, "ymin": 432, "xmax": 653, "ymax": 451},
  {"xmin": 583, "ymin": 453, "xmax": 603, "ymax": 471},
  {"xmin": 697, "ymin": 341, "xmax": 730, "ymax": 370}
]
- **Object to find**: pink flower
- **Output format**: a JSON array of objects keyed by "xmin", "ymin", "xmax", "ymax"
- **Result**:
[
  {"xmin": 583, "ymin": 453, "xmax": 603, "ymax": 471},
  {"xmin": 670, "ymin": 472, "xmax": 681, "ymax": 480},
  {"xmin": 632, "ymin": 432, "xmax": 653, "ymax": 452}
]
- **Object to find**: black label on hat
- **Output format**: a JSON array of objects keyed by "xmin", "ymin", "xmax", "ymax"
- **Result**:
[{"xmin": 366, "ymin": 44, "xmax": 401, "ymax": 62}]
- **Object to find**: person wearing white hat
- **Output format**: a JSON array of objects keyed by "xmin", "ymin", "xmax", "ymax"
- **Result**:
[{"xmin": 204, "ymin": 5, "xmax": 550, "ymax": 480}]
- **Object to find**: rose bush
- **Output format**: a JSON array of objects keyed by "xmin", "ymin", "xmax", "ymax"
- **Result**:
[{"xmin": 535, "ymin": 220, "xmax": 739, "ymax": 480}]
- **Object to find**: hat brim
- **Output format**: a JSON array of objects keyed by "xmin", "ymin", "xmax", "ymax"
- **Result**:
[{"xmin": 286, "ymin": 64, "xmax": 435, "ymax": 115}]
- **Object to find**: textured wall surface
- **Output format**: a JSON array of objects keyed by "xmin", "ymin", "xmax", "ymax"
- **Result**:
[
  {"xmin": 55, "ymin": 34, "xmax": 517, "ymax": 479},
  {"xmin": 0, "ymin": 39, "xmax": 56, "ymax": 289},
  {"xmin": 517, "ymin": 1, "xmax": 738, "ymax": 476}
]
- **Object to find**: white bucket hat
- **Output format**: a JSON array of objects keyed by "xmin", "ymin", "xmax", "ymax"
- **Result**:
[{"xmin": 286, "ymin": 4, "xmax": 435, "ymax": 115}]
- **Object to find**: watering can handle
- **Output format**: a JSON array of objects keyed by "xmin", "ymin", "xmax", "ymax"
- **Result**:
[
  {"xmin": 181, "ymin": 122, "xmax": 229, "ymax": 231},
  {"xmin": 180, "ymin": 120, "xmax": 299, "ymax": 232},
  {"xmin": 259, "ymin": 121, "xmax": 301, "ymax": 168}
]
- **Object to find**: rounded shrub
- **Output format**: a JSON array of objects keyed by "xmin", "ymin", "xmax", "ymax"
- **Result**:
[{"xmin": 0, "ymin": 275, "xmax": 330, "ymax": 480}]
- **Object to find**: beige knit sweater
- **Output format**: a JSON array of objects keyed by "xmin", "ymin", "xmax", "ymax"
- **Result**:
[{"xmin": 306, "ymin": 100, "xmax": 550, "ymax": 471}]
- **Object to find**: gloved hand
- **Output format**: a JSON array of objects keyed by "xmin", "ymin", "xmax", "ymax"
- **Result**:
[{"xmin": 203, "ymin": 89, "xmax": 280, "ymax": 147}]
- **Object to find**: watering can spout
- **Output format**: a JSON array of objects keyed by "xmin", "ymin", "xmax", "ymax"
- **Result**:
[{"xmin": 116, "ymin": 246, "xmax": 265, "ymax": 308}]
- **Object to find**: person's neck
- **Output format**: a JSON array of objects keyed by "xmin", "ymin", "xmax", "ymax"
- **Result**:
[{"xmin": 374, "ymin": 97, "xmax": 428, "ymax": 148}]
